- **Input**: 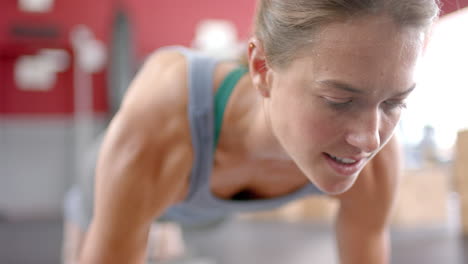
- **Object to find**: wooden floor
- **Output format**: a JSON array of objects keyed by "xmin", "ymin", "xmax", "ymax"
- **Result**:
[{"xmin": 0, "ymin": 217, "xmax": 467, "ymax": 264}]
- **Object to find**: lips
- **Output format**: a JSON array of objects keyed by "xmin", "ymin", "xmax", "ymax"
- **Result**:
[
  {"xmin": 323, "ymin": 153, "xmax": 367, "ymax": 177},
  {"xmin": 328, "ymin": 154, "xmax": 358, "ymax": 164}
]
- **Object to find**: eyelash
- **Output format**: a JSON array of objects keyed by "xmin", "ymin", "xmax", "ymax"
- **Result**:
[
  {"xmin": 323, "ymin": 97, "xmax": 353, "ymax": 109},
  {"xmin": 322, "ymin": 96, "xmax": 351, "ymax": 104},
  {"xmin": 383, "ymin": 100, "xmax": 407, "ymax": 110},
  {"xmin": 323, "ymin": 98, "xmax": 407, "ymax": 111}
]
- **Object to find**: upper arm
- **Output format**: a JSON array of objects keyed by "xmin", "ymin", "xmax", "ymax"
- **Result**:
[
  {"xmin": 333, "ymin": 136, "xmax": 403, "ymax": 232},
  {"xmin": 80, "ymin": 50, "xmax": 194, "ymax": 263}
]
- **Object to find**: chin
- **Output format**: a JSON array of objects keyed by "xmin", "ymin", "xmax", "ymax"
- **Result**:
[
  {"xmin": 309, "ymin": 173, "xmax": 359, "ymax": 195},
  {"xmin": 323, "ymin": 181, "xmax": 354, "ymax": 195}
]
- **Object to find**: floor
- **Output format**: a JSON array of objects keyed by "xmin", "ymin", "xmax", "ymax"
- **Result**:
[{"xmin": 1, "ymin": 217, "xmax": 467, "ymax": 264}]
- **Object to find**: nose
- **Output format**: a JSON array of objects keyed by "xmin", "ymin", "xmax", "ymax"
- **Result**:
[{"xmin": 345, "ymin": 110, "xmax": 381, "ymax": 154}]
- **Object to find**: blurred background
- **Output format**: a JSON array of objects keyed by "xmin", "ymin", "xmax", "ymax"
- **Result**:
[{"xmin": 1, "ymin": 0, "xmax": 468, "ymax": 263}]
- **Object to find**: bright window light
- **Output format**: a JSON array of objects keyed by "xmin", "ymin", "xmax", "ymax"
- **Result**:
[{"xmin": 400, "ymin": 8, "xmax": 468, "ymax": 154}]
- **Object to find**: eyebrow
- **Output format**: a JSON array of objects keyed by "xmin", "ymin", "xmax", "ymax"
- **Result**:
[{"xmin": 317, "ymin": 80, "xmax": 416, "ymax": 97}]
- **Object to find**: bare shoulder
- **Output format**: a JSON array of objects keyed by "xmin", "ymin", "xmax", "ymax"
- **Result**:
[
  {"xmin": 116, "ymin": 48, "xmax": 192, "ymax": 153},
  {"xmin": 99, "ymin": 49, "xmax": 194, "ymax": 206},
  {"xmin": 121, "ymin": 49, "xmax": 189, "ymax": 124}
]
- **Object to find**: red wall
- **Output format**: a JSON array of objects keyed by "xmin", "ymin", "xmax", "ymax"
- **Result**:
[
  {"xmin": 440, "ymin": 0, "xmax": 468, "ymax": 15},
  {"xmin": 0, "ymin": 46, "xmax": 75, "ymax": 114},
  {"xmin": 122, "ymin": 0, "xmax": 256, "ymax": 58},
  {"xmin": 0, "ymin": 0, "xmax": 256, "ymax": 116},
  {"xmin": 0, "ymin": 0, "xmax": 115, "ymax": 115}
]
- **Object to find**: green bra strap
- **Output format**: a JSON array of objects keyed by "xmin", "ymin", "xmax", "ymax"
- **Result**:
[{"xmin": 214, "ymin": 66, "xmax": 249, "ymax": 149}]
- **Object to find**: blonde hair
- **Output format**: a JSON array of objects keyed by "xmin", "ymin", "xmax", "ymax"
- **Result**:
[{"xmin": 254, "ymin": 0, "xmax": 440, "ymax": 68}]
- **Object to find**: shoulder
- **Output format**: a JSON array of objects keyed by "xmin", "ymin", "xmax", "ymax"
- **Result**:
[
  {"xmin": 121, "ymin": 48, "xmax": 239, "ymax": 115},
  {"xmin": 113, "ymin": 49, "xmax": 193, "ymax": 143},
  {"xmin": 121, "ymin": 49, "xmax": 188, "ymax": 116},
  {"xmin": 93, "ymin": 49, "xmax": 196, "ymax": 205}
]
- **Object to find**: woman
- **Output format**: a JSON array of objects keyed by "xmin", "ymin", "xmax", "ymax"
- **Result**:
[{"xmin": 64, "ymin": 0, "xmax": 440, "ymax": 263}]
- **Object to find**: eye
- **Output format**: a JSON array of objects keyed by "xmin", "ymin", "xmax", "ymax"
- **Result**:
[
  {"xmin": 321, "ymin": 96, "xmax": 353, "ymax": 106},
  {"xmin": 383, "ymin": 99, "xmax": 407, "ymax": 111}
]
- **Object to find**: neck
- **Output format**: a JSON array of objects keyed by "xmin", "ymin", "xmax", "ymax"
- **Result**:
[{"xmin": 217, "ymin": 75, "xmax": 290, "ymax": 161}]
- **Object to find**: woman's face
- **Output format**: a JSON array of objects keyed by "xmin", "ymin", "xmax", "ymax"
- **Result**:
[{"xmin": 262, "ymin": 16, "xmax": 424, "ymax": 194}]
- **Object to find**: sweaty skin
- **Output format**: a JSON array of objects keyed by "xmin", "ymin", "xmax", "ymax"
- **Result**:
[{"xmin": 78, "ymin": 15, "xmax": 422, "ymax": 264}]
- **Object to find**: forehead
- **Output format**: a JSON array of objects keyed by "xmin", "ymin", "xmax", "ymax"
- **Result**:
[
  {"xmin": 315, "ymin": 16, "xmax": 424, "ymax": 49},
  {"xmin": 285, "ymin": 16, "xmax": 424, "ymax": 90}
]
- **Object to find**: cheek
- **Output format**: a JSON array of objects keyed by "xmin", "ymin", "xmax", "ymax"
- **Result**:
[
  {"xmin": 379, "ymin": 116, "xmax": 400, "ymax": 147},
  {"xmin": 270, "ymin": 82, "xmax": 341, "ymax": 148},
  {"xmin": 381, "ymin": 112, "xmax": 402, "ymax": 136},
  {"xmin": 291, "ymin": 104, "xmax": 341, "ymax": 147}
]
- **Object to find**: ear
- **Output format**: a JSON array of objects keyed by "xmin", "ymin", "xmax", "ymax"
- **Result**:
[{"xmin": 248, "ymin": 37, "xmax": 271, "ymax": 98}]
